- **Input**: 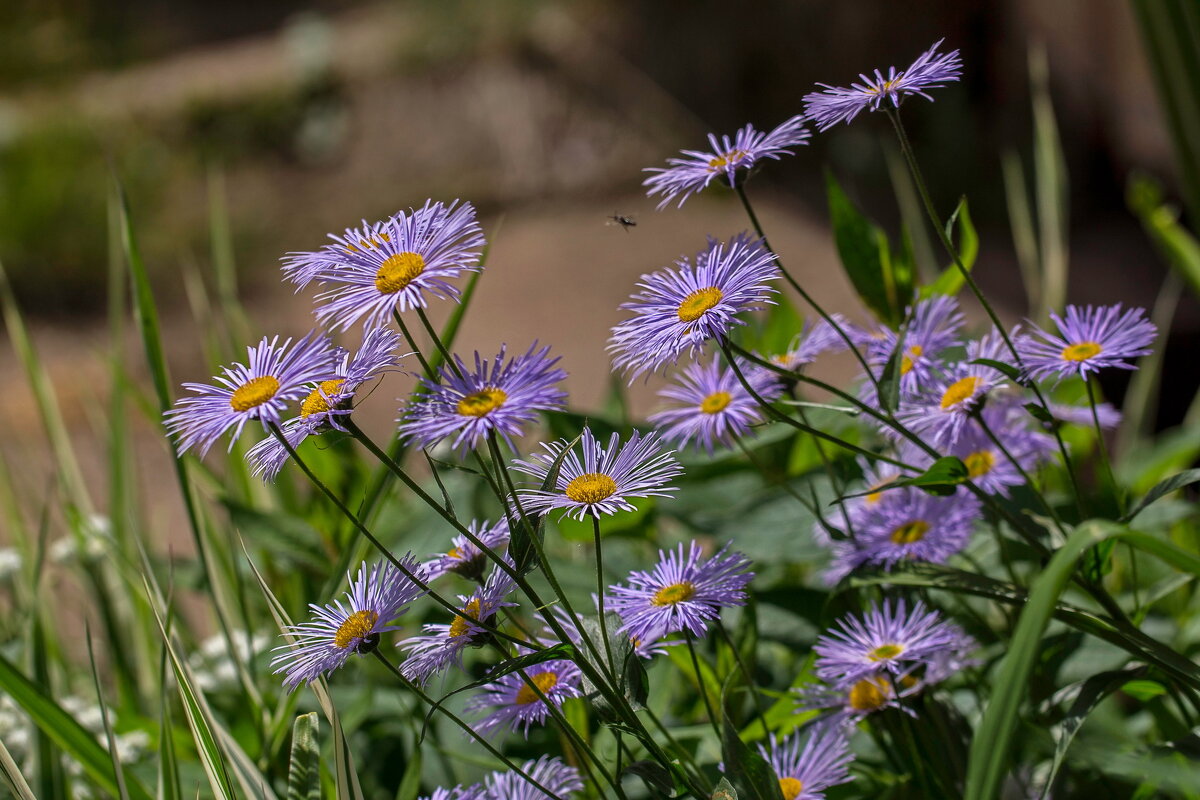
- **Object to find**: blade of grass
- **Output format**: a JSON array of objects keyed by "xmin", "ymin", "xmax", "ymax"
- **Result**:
[
  {"xmin": 1002, "ymin": 151, "xmax": 1041, "ymax": 315},
  {"xmin": 0, "ymin": 734, "xmax": 36, "ymax": 800},
  {"xmin": 85, "ymin": 626, "xmax": 132, "ymax": 800},
  {"xmin": 1030, "ymin": 44, "xmax": 1069, "ymax": 321},
  {"xmin": 287, "ymin": 713, "xmax": 321, "ymax": 800}
]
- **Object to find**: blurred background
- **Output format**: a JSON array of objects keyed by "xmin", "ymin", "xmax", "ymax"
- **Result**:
[{"xmin": 1, "ymin": 0, "xmax": 1197, "ymax": 548}]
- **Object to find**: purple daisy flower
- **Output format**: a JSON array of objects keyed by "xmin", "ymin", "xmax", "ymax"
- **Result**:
[
  {"xmin": 511, "ymin": 428, "xmax": 682, "ymax": 521},
  {"xmin": 803, "ymin": 39, "xmax": 963, "ymax": 131},
  {"xmin": 246, "ymin": 327, "xmax": 406, "ymax": 480},
  {"xmin": 608, "ymin": 233, "xmax": 779, "ymax": 380},
  {"xmin": 422, "ymin": 518, "xmax": 510, "ymax": 582},
  {"xmin": 165, "ymin": 332, "xmax": 340, "ymax": 458},
  {"xmin": 465, "ymin": 658, "xmax": 583, "ymax": 738},
  {"xmin": 313, "ymin": 200, "xmax": 485, "ymax": 331},
  {"xmin": 943, "ymin": 405, "xmax": 1050, "ymax": 496},
  {"xmin": 270, "ymin": 557, "xmax": 426, "ymax": 691},
  {"xmin": 418, "ymin": 790, "xmax": 477, "ymax": 800},
  {"xmin": 827, "ymin": 490, "xmax": 981, "ymax": 581},
  {"xmin": 281, "ymin": 217, "xmax": 394, "ymax": 290},
  {"xmin": 400, "ymin": 343, "xmax": 567, "ymax": 455},
  {"xmin": 648, "ymin": 356, "xmax": 781, "ymax": 453},
  {"xmin": 481, "ymin": 756, "xmax": 584, "ymax": 800},
  {"xmin": 1019, "ymin": 304, "xmax": 1157, "ymax": 382},
  {"xmin": 398, "ymin": 566, "xmax": 517, "ymax": 684},
  {"xmin": 762, "ymin": 315, "xmax": 851, "ymax": 375},
  {"xmin": 894, "ymin": 360, "xmax": 1007, "ymax": 449},
  {"xmin": 757, "ymin": 725, "xmax": 854, "ymax": 800},
  {"xmin": 643, "ymin": 116, "xmax": 810, "ymax": 209},
  {"xmin": 1047, "ymin": 401, "xmax": 1122, "ymax": 429},
  {"xmin": 812, "ymin": 598, "xmax": 967, "ymax": 686},
  {"xmin": 795, "ymin": 670, "xmax": 919, "ymax": 722},
  {"xmin": 606, "ymin": 542, "xmax": 753, "ymax": 643},
  {"xmin": 863, "ymin": 296, "xmax": 965, "ymax": 396}
]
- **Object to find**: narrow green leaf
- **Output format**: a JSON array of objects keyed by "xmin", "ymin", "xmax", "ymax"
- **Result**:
[
  {"xmin": 287, "ymin": 713, "xmax": 321, "ymax": 800},
  {"xmin": 0, "ymin": 735, "xmax": 36, "ymax": 800},
  {"xmin": 826, "ymin": 170, "xmax": 907, "ymax": 326},
  {"xmin": 971, "ymin": 357, "xmax": 1023, "ymax": 383},
  {"xmin": 394, "ymin": 747, "xmax": 422, "ymax": 800},
  {"xmin": 720, "ymin": 674, "xmax": 784, "ymax": 800},
  {"xmin": 85, "ymin": 629, "xmax": 131, "ymax": 800},
  {"xmin": 1124, "ymin": 468, "xmax": 1200, "ymax": 521},
  {"xmin": 1031, "ymin": 44, "xmax": 1069, "ymax": 320},
  {"xmin": 920, "ymin": 198, "xmax": 979, "ymax": 299},
  {"xmin": 840, "ymin": 456, "xmax": 968, "ymax": 501}
]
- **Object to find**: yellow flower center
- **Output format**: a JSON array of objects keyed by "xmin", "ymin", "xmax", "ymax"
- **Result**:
[
  {"xmin": 652, "ymin": 581, "xmax": 697, "ymax": 606},
  {"xmin": 707, "ymin": 149, "xmax": 747, "ymax": 170},
  {"xmin": 446, "ymin": 546, "xmax": 463, "ymax": 560},
  {"xmin": 778, "ymin": 777, "xmax": 804, "ymax": 800},
  {"xmin": 1061, "ymin": 341, "xmax": 1102, "ymax": 362},
  {"xmin": 333, "ymin": 609, "xmax": 380, "ymax": 649},
  {"xmin": 868, "ymin": 643, "xmax": 905, "ymax": 662},
  {"xmin": 564, "ymin": 473, "xmax": 618, "ymax": 504},
  {"xmin": 375, "ymin": 251, "xmax": 426, "ymax": 294},
  {"xmin": 300, "ymin": 379, "xmax": 346, "ymax": 417},
  {"xmin": 229, "ymin": 375, "xmax": 280, "ymax": 412},
  {"xmin": 677, "ymin": 287, "xmax": 724, "ymax": 322},
  {"xmin": 964, "ymin": 449, "xmax": 995, "ymax": 478},
  {"xmin": 514, "ymin": 671, "xmax": 560, "ymax": 705},
  {"xmin": 700, "ymin": 391, "xmax": 732, "ymax": 414},
  {"xmin": 890, "ymin": 520, "xmax": 930, "ymax": 544},
  {"xmin": 848, "ymin": 677, "xmax": 889, "ymax": 711},
  {"xmin": 456, "ymin": 387, "xmax": 507, "ymax": 417},
  {"xmin": 940, "ymin": 376, "xmax": 980, "ymax": 410},
  {"xmin": 449, "ymin": 598, "xmax": 482, "ymax": 639},
  {"xmin": 900, "ymin": 344, "xmax": 924, "ymax": 376}
]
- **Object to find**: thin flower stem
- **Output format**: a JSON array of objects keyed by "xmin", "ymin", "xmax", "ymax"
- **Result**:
[
  {"xmin": 415, "ymin": 306, "xmax": 465, "ymax": 380},
  {"xmin": 684, "ymin": 632, "xmax": 722, "ymax": 741},
  {"xmin": 734, "ymin": 436, "xmax": 843, "ymax": 543},
  {"xmin": 592, "ymin": 514, "xmax": 618, "ymax": 677},
  {"xmin": 974, "ymin": 412, "xmax": 1068, "ymax": 537},
  {"xmin": 714, "ymin": 620, "xmax": 767, "ymax": 734},
  {"xmin": 371, "ymin": 650, "xmax": 569, "ymax": 800},
  {"xmin": 641, "ymin": 705, "xmax": 709, "ymax": 790},
  {"xmin": 1085, "ymin": 377, "xmax": 1123, "ymax": 514}
]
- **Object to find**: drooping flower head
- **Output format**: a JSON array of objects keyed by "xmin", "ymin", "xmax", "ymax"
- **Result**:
[
  {"xmin": 1019, "ymin": 304, "xmax": 1156, "ymax": 382},
  {"xmin": 607, "ymin": 542, "xmax": 753, "ymax": 643},
  {"xmin": 398, "ymin": 565, "xmax": 517, "ymax": 684},
  {"xmin": 481, "ymin": 756, "xmax": 584, "ymax": 800},
  {"xmin": 312, "ymin": 200, "xmax": 485, "ymax": 331},
  {"xmin": 166, "ymin": 332, "xmax": 340, "ymax": 458},
  {"xmin": 861, "ymin": 295, "xmax": 965, "ymax": 396},
  {"xmin": 803, "ymin": 39, "xmax": 963, "ymax": 131},
  {"xmin": 281, "ymin": 217, "xmax": 394, "ymax": 290},
  {"xmin": 247, "ymin": 327, "xmax": 406, "ymax": 480},
  {"xmin": 757, "ymin": 725, "xmax": 855, "ymax": 800},
  {"xmin": 643, "ymin": 116, "xmax": 810, "ymax": 209},
  {"xmin": 400, "ymin": 343, "xmax": 567, "ymax": 454},
  {"xmin": 465, "ymin": 658, "xmax": 583, "ymax": 738},
  {"xmin": 608, "ymin": 233, "xmax": 779, "ymax": 380},
  {"xmin": 511, "ymin": 428, "xmax": 682, "ymax": 521},
  {"xmin": 271, "ymin": 557, "xmax": 426, "ymax": 691},
  {"xmin": 648, "ymin": 356, "xmax": 781, "ymax": 453},
  {"xmin": 812, "ymin": 598, "xmax": 969, "ymax": 686},
  {"xmin": 423, "ymin": 518, "xmax": 510, "ymax": 583}
]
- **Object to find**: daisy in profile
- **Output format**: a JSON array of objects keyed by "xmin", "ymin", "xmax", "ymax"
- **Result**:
[
  {"xmin": 465, "ymin": 658, "xmax": 583, "ymax": 738},
  {"xmin": 861, "ymin": 295, "xmax": 964, "ymax": 396},
  {"xmin": 761, "ymin": 315, "xmax": 851, "ymax": 376},
  {"xmin": 609, "ymin": 233, "xmax": 779, "ymax": 379},
  {"xmin": 280, "ymin": 217, "xmax": 393, "ymax": 290},
  {"xmin": 312, "ymin": 199, "xmax": 485, "ymax": 331},
  {"xmin": 247, "ymin": 327, "xmax": 406, "ymax": 480},
  {"xmin": 643, "ymin": 116, "xmax": 810, "ymax": 209},
  {"xmin": 398, "ymin": 566, "xmax": 516, "ymax": 684},
  {"xmin": 1019, "ymin": 304, "xmax": 1156, "ymax": 382},
  {"xmin": 165, "ymin": 332, "xmax": 340, "ymax": 458},
  {"xmin": 511, "ymin": 428, "xmax": 682, "ymax": 521},
  {"xmin": 399, "ymin": 343, "xmax": 567, "ymax": 455},
  {"xmin": 607, "ymin": 541, "xmax": 753, "ymax": 643},
  {"xmin": 271, "ymin": 557, "xmax": 425, "ymax": 691},
  {"xmin": 481, "ymin": 756, "xmax": 584, "ymax": 800},
  {"xmin": 757, "ymin": 725, "xmax": 854, "ymax": 800},
  {"xmin": 422, "ymin": 518, "xmax": 510, "ymax": 583},
  {"xmin": 803, "ymin": 38, "xmax": 963, "ymax": 131},
  {"xmin": 812, "ymin": 598, "xmax": 967, "ymax": 685},
  {"xmin": 648, "ymin": 356, "xmax": 780, "ymax": 453}
]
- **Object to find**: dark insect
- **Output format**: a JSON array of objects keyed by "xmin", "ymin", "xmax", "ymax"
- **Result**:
[
  {"xmin": 354, "ymin": 632, "xmax": 381, "ymax": 655},
  {"xmin": 606, "ymin": 213, "xmax": 637, "ymax": 231}
]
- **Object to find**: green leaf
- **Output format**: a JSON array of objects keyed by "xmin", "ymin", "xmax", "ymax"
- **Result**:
[
  {"xmin": 840, "ymin": 456, "xmax": 969, "ymax": 501},
  {"xmin": 920, "ymin": 198, "xmax": 979, "ymax": 299},
  {"xmin": 287, "ymin": 713, "xmax": 321, "ymax": 800},
  {"xmin": 965, "ymin": 519, "xmax": 1128, "ymax": 800},
  {"xmin": 826, "ymin": 170, "xmax": 909, "ymax": 326},
  {"xmin": 971, "ymin": 358, "xmax": 1023, "ymax": 383},
  {"xmin": 0, "ymin": 654, "xmax": 154, "ymax": 800},
  {"xmin": 1123, "ymin": 468, "xmax": 1200, "ymax": 521},
  {"xmin": 1122, "ymin": 679, "xmax": 1168, "ymax": 702},
  {"xmin": 1127, "ymin": 171, "xmax": 1200, "ymax": 298},
  {"xmin": 0, "ymin": 734, "xmax": 36, "ymax": 800},
  {"xmin": 574, "ymin": 614, "xmax": 647, "ymax": 715}
]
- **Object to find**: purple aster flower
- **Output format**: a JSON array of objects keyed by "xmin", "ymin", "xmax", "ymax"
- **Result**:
[
  {"xmin": 863, "ymin": 296, "xmax": 965, "ymax": 396},
  {"xmin": 643, "ymin": 116, "xmax": 810, "ymax": 209},
  {"xmin": 271, "ymin": 557, "xmax": 426, "ymax": 691},
  {"xmin": 812, "ymin": 598, "xmax": 968, "ymax": 686},
  {"xmin": 400, "ymin": 343, "xmax": 567, "ymax": 455},
  {"xmin": 511, "ymin": 428, "xmax": 682, "ymax": 522},
  {"xmin": 757, "ymin": 725, "xmax": 854, "ymax": 800},
  {"xmin": 165, "ymin": 332, "xmax": 340, "ymax": 458},
  {"xmin": 894, "ymin": 361, "xmax": 1007, "ymax": 449},
  {"xmin": 803, "ymin": 39, "xmax": 963, "ymax": 131},
  {"xmin": 312, "ymin": 200, "xmax": 485, "ymax": 331},
  {"xmin": 1047, "ymin": 401, "xmax": 1122, "ymax": 429},
  {"xmin": 608, "ymin": 233, "xmax": 779, "ymax": 380},
  {"xmin": 418, "ymin": 790, "xmax": 478, "ymax": 800},
  {"xmin": 944, "ymin": 405, "xmax": 1050, "ymax": 496},
  {"xmin": 423, "ymin": 518, "xmax": 510, "ymax": 582},
  {"xmin": 607, "ymin": 542, "xmax": 753, "ymax": 643},
  {"xmin": 398, "ymin": 565, "xmax": 517, "ymax": 684},
  {"xmin": 281, "ymin": 217, "xmax": 393, "ymax": 290},
  {"xmin": 1019, "ymin": 304, "xmax": 1156, "ymax": 383},
  {"xmin": 795, "ymin": 670, "xmax": 919, "ymax": 722},
  {"xmin": 481, "ymin": 756, "xmax": 584, "ymax": 800},
  {"xmin": 465, "ymin": 658, "xmax": 583, "ymax": 738},
  {"xmin": 762, "ymin": 315, "xmax": 852, "ymax": 375},
  {"xmin": 246, "ymin": 327, "xmax": 406, "ymax": 480},
  {"xmin": 648, "ymin": 356, "xmax": 781, "ymax": 453},
  {"xmin": 826, "ymin": 490, "xmax": 981, "ymax": 581}
]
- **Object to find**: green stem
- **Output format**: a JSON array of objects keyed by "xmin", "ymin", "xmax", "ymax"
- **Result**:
[
  {"xmin": 684, "ymin": 632, "xmax": 722, "ymax": 741},
  {"xmin": 714, "ymin": 621, "xmax": 767, "ymax": 734},
  {"xmin": 592, "ymin": 514, "xmax": 618, "ymax": 677},
  {"xmin": 1086, "ymin": 377, "xmax": 1123, "ymax": 513},
  {"xmin": 392, "ymin": 310, "xmax": 435, "ymax": 381},
  {"xmin": 974, "ymin": 412, "xmax": 1068, "ymax": 537},
  {"xmin": 415, "ymin": 306, "xmax": 464, "ymax": 380}
]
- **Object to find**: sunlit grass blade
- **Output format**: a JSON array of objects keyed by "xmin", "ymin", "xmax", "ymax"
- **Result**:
[
  {"xmin": 157, "ymin": 645, "xmax": 182, "ymax": 800},
  {"xmin": 287, "ymin": 713, "xmax": 321, "ymax": 800},
  {"xmin": 0, "ymin": 734, "xmax": 36, "ymax": 800},
  {"xmin": 85, "ymin": 627, "xmax": 131, "ymax": 800},
  {"xmin": 1030, "ymin": 44, "xmax": 1069, "ymax": 321}
]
